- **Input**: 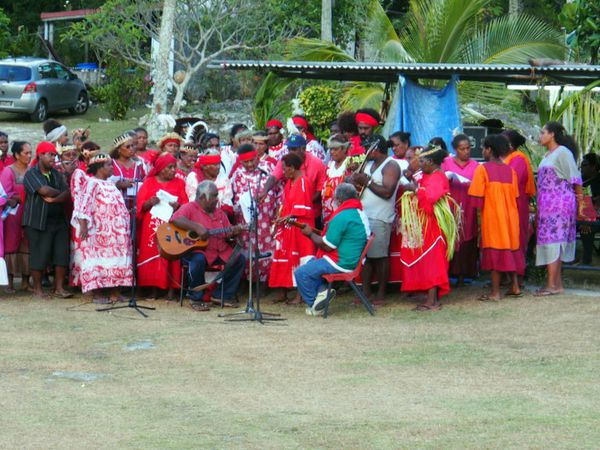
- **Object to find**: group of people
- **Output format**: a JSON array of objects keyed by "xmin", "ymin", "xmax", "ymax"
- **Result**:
[{"xmin": 0, "ymin": 109, "xmax": 589, "ymax": 314}]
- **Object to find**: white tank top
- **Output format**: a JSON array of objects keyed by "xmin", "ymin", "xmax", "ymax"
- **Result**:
[{"xmin": 362, "ymin": 156, "xmax": 400, "ymax": 223}]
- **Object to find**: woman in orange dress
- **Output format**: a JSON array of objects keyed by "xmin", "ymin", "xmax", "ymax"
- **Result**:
[
  {"xmin": 468, "ymin": 134, "xmax": 523, "ymax": 301},
  {"xmin": 501, "ymin": 129, "xmax": 535, "ymax": 278}
]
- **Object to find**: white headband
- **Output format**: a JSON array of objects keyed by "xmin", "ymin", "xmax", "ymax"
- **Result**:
[{"xmin": 46, "ymin": 125, "xmax": 68, "ymax": 143}]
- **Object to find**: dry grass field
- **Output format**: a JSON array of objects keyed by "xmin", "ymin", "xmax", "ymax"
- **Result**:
[{"xmin": 1, "ymin": 284, "xmax": 599, "ymax": 449}]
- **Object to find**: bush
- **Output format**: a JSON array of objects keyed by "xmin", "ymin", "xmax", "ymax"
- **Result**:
[
  {"xmin": 299, "ymin": 84, "xmax": 341, "ymax": 141},
  {"xmin": 92, "ymin": 61, "xmax": 150, "ymax": 120}
]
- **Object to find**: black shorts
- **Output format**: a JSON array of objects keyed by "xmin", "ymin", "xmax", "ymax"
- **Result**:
[{"xmin": 25, "ymin": 218, "xmax": 70, "ymax": 270}]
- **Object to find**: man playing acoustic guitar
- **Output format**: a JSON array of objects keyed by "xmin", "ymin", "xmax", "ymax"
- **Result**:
[{"xmin": 171, "ymin": 180, "xmax": 245, "ymax": 311}]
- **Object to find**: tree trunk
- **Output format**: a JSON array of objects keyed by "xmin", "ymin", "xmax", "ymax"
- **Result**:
[
  {"xmin": 321, "ymin": 0, "xmax": 333, "ymax": 42},
  {"xmin": 508, "ymin": 0, "xmax": 522, "ymax": 16},
  {"xmin": 170, "ymin": 72, "xmax": 192, "ymax": 116},
  {"xmin": 147, "ymin": 0, "xmax": 176, "ymax": 142}
]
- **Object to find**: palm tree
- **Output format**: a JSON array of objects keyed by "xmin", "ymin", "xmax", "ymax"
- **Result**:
[{"xmin": 257, "ymin": 0, "xmax": 565, "ymax": 116}]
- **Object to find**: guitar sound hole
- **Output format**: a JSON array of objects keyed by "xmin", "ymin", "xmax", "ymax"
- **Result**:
[{"xmin": 188, "ymin": 231, "xmax": 199, "ymax": 240}]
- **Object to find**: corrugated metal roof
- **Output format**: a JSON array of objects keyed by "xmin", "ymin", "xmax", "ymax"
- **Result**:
[{"xmin": 209, "ymin": 60, "xmax": 600, "ymax": 85}]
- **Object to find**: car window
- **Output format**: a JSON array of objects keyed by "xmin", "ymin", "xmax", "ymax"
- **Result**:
[
  {"xmin": 38, "ymin": 64, "xmax": 56, "ymax": 79},
  {"xmin": 52, "ymin": 63, "xmax": 70, "ymax": 81},
  {"xmin": 0, "ymin": 65, "xmax": 32, "ymax": 82}
]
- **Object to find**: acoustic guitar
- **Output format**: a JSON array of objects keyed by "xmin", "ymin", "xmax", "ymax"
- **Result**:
[
  {"xmin": 273, "ymin": 217, "xmax": 322, "ymax": 236},
  {"xmin": 156, "ymin": 223, "xmax": 242, "ymax": 260}
]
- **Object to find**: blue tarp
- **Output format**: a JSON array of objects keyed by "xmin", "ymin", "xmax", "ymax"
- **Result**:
[{"xmin": 394, "ymin": 75, "xmax": 462, "ymax": 150}]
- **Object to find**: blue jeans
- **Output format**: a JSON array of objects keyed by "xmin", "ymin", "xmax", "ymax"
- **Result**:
[
  {"xmin": 294, "ymin": 258, "xmax": 341, "ymax": 306},
  {"xmin": 182, "ymin": 252, "xmax": 246, "ymax": 302}
]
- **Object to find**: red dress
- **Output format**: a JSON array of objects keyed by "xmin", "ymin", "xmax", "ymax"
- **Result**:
[
  {"xmin": 136, "ymin": 176, "xmax": 187, "ymax": 289},
  {"xmin": 400, "ymin": 171, "xmax": 451, "ymax": 298},
  {"xmin": 269, "ymin": 176, "xmax": 316, "ymax": 288}
]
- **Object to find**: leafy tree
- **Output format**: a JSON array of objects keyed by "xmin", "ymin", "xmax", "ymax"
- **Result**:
[
  {"xmin": 258, "ymin": 0, "xmax": 565, "ymax": 115},
  {"xmin": 560, "ymin": 0, "xmax": 600, "ymax": 64},
  {"xmin": 0, "ymin": 9, "xmax": 11, "ymax": 59},
  {"xmin": 67, "ymin": 0, "xmax": 289, "ymax": 138}
]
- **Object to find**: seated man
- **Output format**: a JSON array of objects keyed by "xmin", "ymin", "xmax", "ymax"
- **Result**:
[
  {"xmin": 171, "ymin": 180, "xmax": 245, "ymax": 311},
  {"xmin": 294, "ymin": 183, "xmax": 370, "ymax": 316}
]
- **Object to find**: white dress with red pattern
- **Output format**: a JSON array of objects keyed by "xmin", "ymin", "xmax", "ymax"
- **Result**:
[
  {"xmin": 231, "ymin": 160, "xmax": 279, "ymax": 281},
  {"xmin": 69, "ymin": 167, "xmax": 90, "ymax": 286},
  {"xmin": 71, "ymin": 177, "xmax": 133, "ymax": 293},
  {"xmin": 269, "ymin": 143, "xmax": 287, "ymax": 162},
  {"xmin": 322, "ymin": 159, "xmax": 349, "ymax": 223}
]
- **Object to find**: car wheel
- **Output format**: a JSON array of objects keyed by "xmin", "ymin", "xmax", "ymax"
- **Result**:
[
  {"xmin": 70, "ymin": 91, "xmax": 89, "ymax": 115},
  {"xmin": 30, "ymin": 99, "xmax": 48, "ymax": 123}
]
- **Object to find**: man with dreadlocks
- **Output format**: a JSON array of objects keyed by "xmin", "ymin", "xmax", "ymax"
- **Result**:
[{"xmin": 399, "ymin": 144, "xmax": 459, "ymax": 312}]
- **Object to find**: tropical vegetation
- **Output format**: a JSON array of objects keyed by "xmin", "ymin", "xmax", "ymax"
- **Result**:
[{"xmin": 255, "ymin": 0, "xmax": 567, "ymax": 137}]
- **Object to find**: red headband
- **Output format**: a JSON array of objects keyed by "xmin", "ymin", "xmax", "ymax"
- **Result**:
[
  {"xmin": 160, "ymin": 138, "xmax": 181, "ymax": 149},
  {"xmin": 36, "ymin": 141, "xmax": 57, "ymax": 156},
  {"xmin": 355, "ymin": 112, "xmax": 379, "ymax": 127},
  {"xmin": 195, "ymin": 154, "xmax": 221, "ymax": 167},
  {"xmin": 266, "ymin": 119, "xmax": 283, "ymax": 129},
  {"xmin": 238, "ymin": 151, "xmax": 258, "ymax": 162},
  {"xmin": 148, "ymin": 153, "xmax": 177, "ymax": 177},
  {"xmin": 292, "ymin": 117, "xmax": 309, "ymax": 129}
]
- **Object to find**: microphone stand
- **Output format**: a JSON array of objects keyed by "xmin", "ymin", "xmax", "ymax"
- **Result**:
[
  {"xmin": 220, "ymin": 170, "xmax": 284, "ymax": 323},
  {"xmin": 97, "ymin": 172, "xmax": 155, "ymax": 317}
]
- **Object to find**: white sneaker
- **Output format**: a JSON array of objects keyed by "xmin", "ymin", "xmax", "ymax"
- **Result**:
[
  {"xmin": 305, "ymin": 306, "xmax": 324, "ymax": 316},
  {"xmin": 313, "ymin": 288, "xmax": 335, "ymax": 312}
]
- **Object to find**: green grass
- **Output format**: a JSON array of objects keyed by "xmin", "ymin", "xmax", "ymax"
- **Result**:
[
  {"xmin": 1, "ymin": 286, "xmax": 599, "ymax": 449},
  {"xmin": 0, "ymin": 105, "xmax": 147, "ymax": 150}
]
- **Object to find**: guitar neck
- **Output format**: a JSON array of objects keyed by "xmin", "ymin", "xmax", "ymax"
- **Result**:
[{"xmin": 208, "ymin": 227, "xmax": 233, "ymax": 236}]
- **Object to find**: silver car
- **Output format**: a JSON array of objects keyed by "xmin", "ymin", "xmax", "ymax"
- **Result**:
[{"xmin": 0, "ymin": 57, "xmax": 89, "ymax": 122}]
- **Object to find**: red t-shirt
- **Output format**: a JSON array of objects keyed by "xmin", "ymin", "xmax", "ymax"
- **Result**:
[
  {"xmin": 171, "ymin": 201, "xmax": 233, "ymax": 264},
  {"xmin": 272, "ymin": 152, "xmax": 326, "ymax": 218}
]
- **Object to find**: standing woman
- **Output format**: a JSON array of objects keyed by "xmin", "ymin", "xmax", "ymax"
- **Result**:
[
  {"xmin": 441, "ymin": 134, "xmax": 480, "ymax": 284},
  {"xmin": 71, "ymin": 154, "xmax": 133, "ymax": 303},
  {"xmin": 134, "ymin": 127, "xmax": 159, "ymax": 169},
  {"xmin": 176, "ymin": 143, "xmax": 198, "ymax": 181},
  {"xmin": 157, "ymin": 132, "xmax": 183, "ymax": 156},
  {"xmin": 535, "ymin": 121, "xmax": 583, "ymax": 296},
  {"xmin": 185, "ymin": 149, "xmax": 233, "ymax": 217},
  {"xmin": 269, "ymin": 153, "xmax": 316, "ymax": 304},
  {"xmin": 321, "ymin": 134, "xmax": 351, "ymax": 222},
  {"xmin": 0, "ymin": 141, "xmax": 32, "ymax": 292},
  {"xmin": 69, "ymin": 142, "xmax": 101, "ymax": 288},
  {"xmin": 468, "ymin": 135, "xmax": 523, "ymax": 301},
  {"xmin": 0, "ymin": 132, "xmax": 15, "ymax": 172},
  {"xmin": 501, "ymin": 129, "xmax": 535, "ymax": 279},
  {"xmin": 110, "ymin": 131, "xmax": 146, "ymax": 210},
  {"xmin": 400, "ymin": 146, "xmax": 458, "ymax": 311},
  {"xmin": 136, "ymin": 153, "xmax": 187, "ymax": 299}
]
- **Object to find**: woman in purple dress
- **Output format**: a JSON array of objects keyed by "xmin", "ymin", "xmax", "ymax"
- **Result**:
[{"xmin": 535, "ymin": 122, "xmax": 583, "ymax": 296}]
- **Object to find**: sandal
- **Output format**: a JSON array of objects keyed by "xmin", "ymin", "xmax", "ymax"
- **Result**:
[
  {"xmin": 505, "ymin": 291, "xmax": 523, "ymax": 298},
  {"xmin": 286, "ymin": 297, "xmax": 303, "ymax": 306},
  {"xmin": 4, "ymin": 287, "xmax": 16, "ymax": 294},
  {"xmin": 92, "ymin": 297, "xmax": 112, "ymax": 305},
  {"xmin": 478, "ymin": 294, "xmax": 500, "ymax": 302},
  {"xmin": 53, "ymin": 291, "xmax": 73, "ymax": 299},
  {"xmin": 533, "ymin": 288, "xmax": 562, "ymax": 297},
  {"xmin": 191, "ymin": 302, "xmax": 210, "ymax": 312},
  {"xmin": 412, "ymin": 304, "xmax": 441, "ymax": 311},
  {"xmin": 211, "ymin": 297, "xmax": 236, "ymax": 308}
]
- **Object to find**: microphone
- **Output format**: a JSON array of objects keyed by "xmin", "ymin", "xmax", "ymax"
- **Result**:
[
  {"xmin": 258, "ymin": 251, "xmax": 272, "ymax": 259},
  {"xmin": 258, "ymin": 168, "xmax": 269, "ymax": 176}
]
